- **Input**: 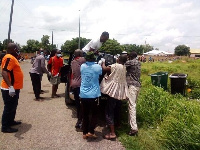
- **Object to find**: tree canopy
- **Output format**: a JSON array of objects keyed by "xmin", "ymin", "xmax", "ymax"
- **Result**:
[
  {"xmin": 174, "ymin": 45, "xmax": 190, "ymax": 56},
  {"xmin": 61, "ymin": 37, "xmax": 90, "ymax": 54}
]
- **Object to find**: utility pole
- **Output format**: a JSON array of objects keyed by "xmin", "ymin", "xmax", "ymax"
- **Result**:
[
  {"xmin": 52, "ymin": 31, "xmax": 53, "ymax": 49},
  {"xmin": 8, "ymin": 0, "xmax": 14, "ymax": 43},
  {"xmin": 78, "ymin": 10, "xmax": 80, "ymax": 49}
]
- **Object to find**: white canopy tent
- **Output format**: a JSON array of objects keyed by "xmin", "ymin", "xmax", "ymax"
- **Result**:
[{"xmin": 144, "ymin": 50, "xmax": 173, "ymax": 56}]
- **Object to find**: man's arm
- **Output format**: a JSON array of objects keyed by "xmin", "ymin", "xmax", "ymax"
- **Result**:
[
  {"xmin": 2, "ymin": 70, "xmax": 12, "ymax": 87},
  {"xmin": 41, "ymin": 57, "xmax": 49, "ymax": 74},
  {"xmin": 101, "ymin": 62, "xmax": 111, "ymax": 76}
]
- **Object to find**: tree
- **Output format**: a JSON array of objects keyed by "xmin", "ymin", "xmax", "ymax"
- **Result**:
[
  {"xmin": 174, "ymin": 45, "xmax": 190, "ymax": 56},
  {"xmin": 100, "ymin": 39, "xmax": 123, "ymax": 55},
  {"xmin": 0, "ymin": 39, "xmax": 14, "ymax": 50},
  {"xmin": 122, "ymin": 44, "xmax": 143, "ymax": 55},
  {"xmin": 61, "ymin": 37, "xmax": 90, "ymax": 54},
  {"xmin": 0, "ymin": 41, "xmax": 3, "ymax": 52},
  {"xmin": 21, "ymin": 39, "xmax": 40, "ymax": 53},
  {"xmin": 41, "ymin": 35, "xmax": 50, "ymax": 50}
]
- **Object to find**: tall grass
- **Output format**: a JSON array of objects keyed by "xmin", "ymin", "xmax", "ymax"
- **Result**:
[{"xmin": 117, "ymin": 59, "xmax": 200, "ymax": 150}]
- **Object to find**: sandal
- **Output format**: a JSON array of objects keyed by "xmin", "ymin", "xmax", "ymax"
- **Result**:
[
  {"xmin": 86, "ymin": 132, "xmax": 97, "ymax": 139},
  {"xmin": 103, "ymin": 133, "xmax": 116, "ymax": 140}
]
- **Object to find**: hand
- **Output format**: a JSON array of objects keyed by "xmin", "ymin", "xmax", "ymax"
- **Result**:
[
  {"xmin": 98, "ymin": 60, "xmax": 103, "ymax": 65},
  {"xmin": 9, "ymin": 86, "xmax": 15, "ymax": 97},
  {"xmin": 101, "ymin": 58, "xmax": 105, "ymax": 63},
  {"xmin": 55, "ymin": 73, "xmax": 59, "ymax": 77},
  {"xmin": 48, "ymin": 72, "xmax": 51, "ymax": 76}
]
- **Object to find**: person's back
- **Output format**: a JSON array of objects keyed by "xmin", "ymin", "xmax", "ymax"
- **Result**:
[
  {"xmin": 125, "ymin": 51, "xmax": 141, "ymax": 136},
  {"xmin": 82, "ymin": 31, "xmax": 109, "ymax": 54},
  {"xmin": 71, "ymin": 50, "xmax": 86, "ymax": 89},
  {"xmin": 126, "ymin": 57, "xmax": 141, "ymax": 87},
  {"xmin": 79, "ymin": 52, "xmax": 102, "ymax": 139},
  {"xmin": 80, "ymin": 61, "xmax": 102, "ymax": 98},
  {"xmin": 30, "ymin": 54, "xmax": 46, "ymax": 74},
  {"xmin": 101, "ymin": 55, "xmax": 128, "ymax": 100}
]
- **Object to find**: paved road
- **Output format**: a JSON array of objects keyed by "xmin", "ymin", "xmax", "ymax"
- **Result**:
[{"xmin": 0, "ymin": 60, "xmax": 125, "ymax": 150}]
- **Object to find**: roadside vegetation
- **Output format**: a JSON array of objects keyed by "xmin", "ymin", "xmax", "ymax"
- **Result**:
[{"xmin": 117, "ymin": 58, "xmax": 200, "ymax": 150}]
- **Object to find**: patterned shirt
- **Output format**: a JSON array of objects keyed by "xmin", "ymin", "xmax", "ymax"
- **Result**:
[
  {"xmin": 125, "ymin": 58, "xmax": 141, "ymax": 87},
  {"xmin": 80, "ymin": 62, "xmax": 102, "ymax": 98}
]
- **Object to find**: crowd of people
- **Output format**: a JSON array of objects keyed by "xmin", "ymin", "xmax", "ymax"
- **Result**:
[
  {"xmin": 69, "ymin": 32, "xmax": 141, "ymax": 140},
  {"xmin": 1, "ymin": 32, "xmax": 141, "ymax": 142}
]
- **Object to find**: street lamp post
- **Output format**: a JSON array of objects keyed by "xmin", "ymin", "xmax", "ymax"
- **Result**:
[
  {"xmin": 8, "ymin": 0, "xmax": 14, "ymax": 43},
  {"xmin": 78, "ymin": 10, "xmax": 80, "ymax": 49}
]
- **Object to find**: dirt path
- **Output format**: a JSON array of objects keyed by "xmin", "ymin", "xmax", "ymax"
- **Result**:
[{"xmin": 0, "ymin": 60, "xmax": 125, "ymax": 150}]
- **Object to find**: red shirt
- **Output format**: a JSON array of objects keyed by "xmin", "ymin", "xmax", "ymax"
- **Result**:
[{"xmin": 48, "ymin": 56, "xmax": 63, "ymax": 76}]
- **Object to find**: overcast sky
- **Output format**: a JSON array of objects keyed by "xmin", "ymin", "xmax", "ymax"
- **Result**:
[{"xmin": 0, "ymin": 0, "xmax": 200, "ymax": 52}]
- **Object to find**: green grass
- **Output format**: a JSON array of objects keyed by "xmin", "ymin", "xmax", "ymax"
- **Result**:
[{"xmin": 117, "ymin": 58, "xmax": 200, "ymax": 150}]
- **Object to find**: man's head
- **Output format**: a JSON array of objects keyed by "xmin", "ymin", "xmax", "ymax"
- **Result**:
[
  {"xmin": 128, "ymin": 51, "xmax": 137, "ymax": 60},
  {"xmin": 74, "ymin": 49, "xmax": 83, "ymax": 57},
  {"xmin": 85, "ymin": 51, "xmax": 96, "ymax": 62},
  {"xmin": 100, "ymin": 31, "xmax": 109, "ymax": 43},
  {"xmin": 56, "ymin": 49, "xmax": 62, "ymax": 58},
  {"xmin": 7, "ymin": 43, "xmax": 20, "ymax": 58},
  {"xmin": 39, "ymin": 48, "xmax": 44, "ymax": 55},
  {"xmin": 118, "ymin": 54, "xmax": 127, "ymax": 65}
]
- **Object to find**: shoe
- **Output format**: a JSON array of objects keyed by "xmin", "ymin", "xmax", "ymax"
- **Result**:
[
  {"xmin": 10, "ymin": 121, "xmax": 22, "ymax": 126},
  {"xmin": 83, "ymin": 134, "xmax": 88, "ymax": 139},
  {"xmin": 34, "ymin": 97, "xmax": 44, "ymax": 101},
  {"xmin": 128, "ymin": 130, "xmax": 138, "ymax": 136},
  {"xmin": 75, "ymin": 122, "xmax": 82, "ymax": 129},
  {"xmin": 103, "ymin": 133, "xmax": 116, "ymax": 140},
  {"xmin": 86, "ymin": 132, "xmax": 97, "ymax": 139},
  {"xmin": 1, "ymin": 127, "xmax": 18, "ymax": 133}
]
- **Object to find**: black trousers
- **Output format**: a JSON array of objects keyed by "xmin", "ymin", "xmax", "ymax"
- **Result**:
[
  {"xmin": 30, "ymin": 73, "xmax": 41, "ymax": 99},
  {"xmin": 73, "ymin": 87, "xmax": 82, "ymax": 124},
  {"xmin": 82, "ymin": 98, "xmax": 98, "ymax": 135},
  {"xmin": 1, "ymin": 89, "xmax": 20, "ymax": 129},
  {"xmin": 105, "ymin": 96, "xmax": 122, "ymax": 126}
]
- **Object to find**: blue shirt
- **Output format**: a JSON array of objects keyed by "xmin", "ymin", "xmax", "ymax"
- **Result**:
[{"xmin": 80, "ymin": 62, "xmax": 102, "ymax": 98}]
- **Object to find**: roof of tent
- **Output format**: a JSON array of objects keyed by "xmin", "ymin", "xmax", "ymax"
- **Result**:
[{"xmin": 144, "ymin": 50, "xmax": 173, "ymax": 56}]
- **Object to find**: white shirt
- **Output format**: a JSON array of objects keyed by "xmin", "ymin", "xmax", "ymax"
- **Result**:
[{"xmin": 82, "ymin": 38, "xmax": 102, "ymax": 53}]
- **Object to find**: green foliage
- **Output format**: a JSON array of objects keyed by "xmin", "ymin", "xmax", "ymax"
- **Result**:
[
  {"xmin": 41, "ymin": 35, "xmax": 51, "ymax": 50},
  {"xmin": 0, "ymin": 39, "xmax": 14, "ymax": 51},
  {"xmin": 21, "ymin": 39, "xmax": 40, "ymax": 53},
  {"xmin": 61, "ymin": 37, "xmax": 90, "ymax": 53},
  {"xmin": 175, "ymin": 45, "xmax": 190, "ymax": 56},
  {"xmin": 100, "ymin": 39, "xmax": 123, "ymax": 55}
]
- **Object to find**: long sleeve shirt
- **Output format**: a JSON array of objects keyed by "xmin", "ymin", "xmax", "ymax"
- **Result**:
[
  {"xmin": 125, "ymin": 59, "xmax": 141, "ymax": 87},
  {"xmin": 30, "ymin": 55, "xmax": 49, "ymax": 75}
]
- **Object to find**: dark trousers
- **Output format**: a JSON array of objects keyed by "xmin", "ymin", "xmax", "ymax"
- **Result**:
[
  {"xmin": 82, "ymin": 98, "xmax": 98, "ymax": 135},
  {"xmin": 1, "ymin": 89, "xmax": 20, "ymax": 128},
  {"xmin": 73, "ymin": 87, "xmax": 82, "ymax": 124},
  {"xmin": 105, "ymin": 96, "xmax": 122, "ymax": 126},
  {"xmin": 30, "ymin": 73, "xmax": 41, "ymax": 99}
]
